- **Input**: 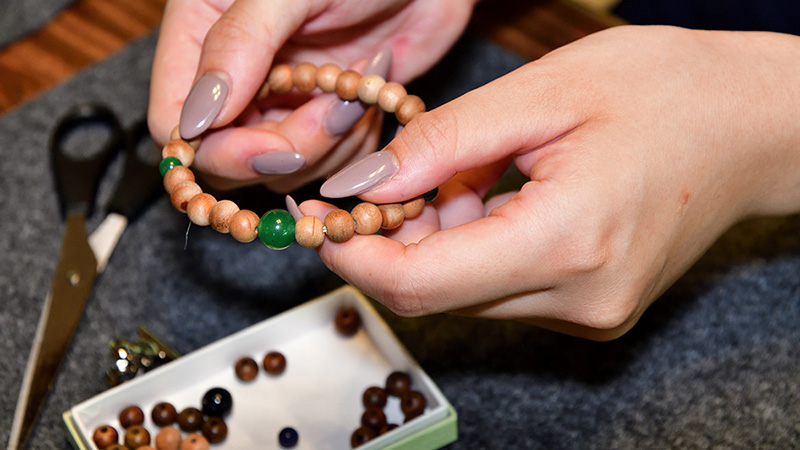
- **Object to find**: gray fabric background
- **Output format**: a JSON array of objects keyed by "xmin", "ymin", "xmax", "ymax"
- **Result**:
[{"xmin": 1, "ymin": 4, "xmax": 800, "ymax": 450}]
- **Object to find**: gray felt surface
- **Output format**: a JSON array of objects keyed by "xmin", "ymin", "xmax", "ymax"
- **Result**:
[
  {"xmin": 0, "ymin": 0, "xmax": 74, "ymax": 49},
  {"xmin": 1, "ymin": 17, "xmax": 800, "ymax": 450}
]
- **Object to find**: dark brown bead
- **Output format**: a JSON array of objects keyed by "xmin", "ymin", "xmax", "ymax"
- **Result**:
[
  {"xmin": 180, "ymin": 433, "xmax": 210, "ymax": 450},
  {"xmin": 361, "ymin": 407, "xmax": 387, "ymax": 431},
  {"xmin": 385, "ymin": 371, "xmax": 411, "ymax": 397},
  {"xmin": 362, "ymin": 386, "xmax": 387, "ymax": 408},
  {"xmin": 105, "ymin": 445, "xmax": 127, "ymax": 450},
  {"xmin": 378, "ymin": 423, "xmax": 399, "ymax": 435},
  {"xmin": 177, "ymin": 407, "xmax": 204, "ymax": 433},
  {"xmin": 400, "ymin": 390, "xmax": 427, "ymax": 417},
  {"xmin": 350, "ymin": 426, "xmax": 377, "ymax": 448},
  {"xmin": 334, "ymin": 307, "xmax": 360, "ymax": 336},
  {"xmin": 404, "ymin": 410, "xmax": 423, "ymax": 423},
  {"xmin": 263, "ymin": 351, "xmax": 286, "ymax": 375},
  {"xmin": 151, "ymin": 402, "xmax": 177, "ymax": 427},
  {"xmin": 201, "ymin": 416, "xmax": 228, "ymax": 444},
  {"xmin": 235, "ymin": 356, "xmax": 258, "ymax": 382},
  {"xmin": 123, "ymin": 425, "xmax": 150, "ymax": 449},
  {"xmin": 92, "ymin": 424, "xmax": 118, "ymax": 449},
  {"xmin": 118, "ymin": 405, "xmax": 144, "ymax": 429}
]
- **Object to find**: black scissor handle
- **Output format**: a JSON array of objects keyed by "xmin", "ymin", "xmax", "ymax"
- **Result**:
[
  {"xmin": 50, "ymin": 103, "xmax": 124, "ymax": 217},
  {"xmin": 106, "ymin": 119, "xmax": 164, "ymax": 220}
]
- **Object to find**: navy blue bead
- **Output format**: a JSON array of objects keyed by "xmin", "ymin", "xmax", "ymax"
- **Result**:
[
  {"xmin": 278, "ymin": 427, "xmax": 299, "ymax": 448},
  {"xmin": 201, "ymin": 387, "xmax": 233, "ymax": 417}
]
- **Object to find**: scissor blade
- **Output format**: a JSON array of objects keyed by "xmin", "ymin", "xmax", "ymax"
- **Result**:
[{"xmin": 9, "ymin": 213, "xmax": 98, "ymax": 450}]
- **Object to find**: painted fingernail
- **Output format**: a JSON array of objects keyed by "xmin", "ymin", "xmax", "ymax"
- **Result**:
[
  {"xmin": 320, "ymin": 151, "xmax": 398, "ymax": 198},
  {"xmin": 285, "ymin": 195, "xmax": 303, "ymax": 221},
  {"xmin": 324, "ymin": 48, "xmax": 392, "ymax": 136},
  {"xmin": 180, "ymin": 73, "xmax": 229, "ymax": 139},
  {"xmin": 249, "ymin": 151, "xmax": 306, "ymax": 175}
]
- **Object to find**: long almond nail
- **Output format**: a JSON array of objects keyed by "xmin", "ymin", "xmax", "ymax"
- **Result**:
[
  {"xmin": 285, "ymin": 195, "xmax": 303, "ymax": 220},
  {"xmin": 320, "ymin": 151, "xmax": 398, "ymax": 198},
  {"xmin": 180, "ymin": 73, "xmax": 229, "ymax": 139},
  {"xmin": 325, "ymin": 49, "xmax": 392, "ymax": 136},
  {"xmin": 249, "ymin": 151, "xmax": 305, "ymax": 175}
]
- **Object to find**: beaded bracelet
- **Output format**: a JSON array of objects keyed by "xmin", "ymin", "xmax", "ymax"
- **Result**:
[{"xmin": 159, "ymin": 61, "xmax": 436, "ymax": 250}]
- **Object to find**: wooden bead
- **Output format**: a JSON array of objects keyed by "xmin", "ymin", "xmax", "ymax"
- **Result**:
[
  {"xmin": 235, "ymin": 356, "xmax": 258, "ymax": 382},
  {"xmin": 180, "ymin": 434, "xmax": 210, "ymax": 450},
  {"xmin": 377, "ymin": 81, "xmax": 407, "ymax": 113},
  {"xmin": 324, "ymin": 209, "xmax": 355, "ymax": 243},
  {"xmin": 385, "ymin": 371, "xmax": 411, "ymax": 397},
  {"xmin": 170, "ymin": 125, "xmax": 200, "ymax": 150},
  {"xmin": 170, "ymin": 181, "xmax": 202, "ymax": 213},
  {"xmin": 162, "ymin": 139, "xmax": 195, "ymax": 166},
  {"xmin": 357, "ymin": 74, "xmax": 386, "ymax": 105},
  {"xmin": 156, "ymin": 426, "xmax": 181, "ymax": 450},
  {"xmin": 362, "ymin": 386, "xmax": 387, "ymax": 409},
  {"xmin": 209, "ymin": 200, "xmax": 239, "ymax": 234},
  {"xmin": 163, "ymin": 166, "xmax": 195, "ymax": 194},
  {"xmin": 124, "ymin": 425, "xmax": 150, "ymax": 449},
  {"xmin": 316, "ymin": 63, "xmax": 342, "ymax": 93},
  {"xmin": 292, "ymin": 62, "xmax": 317, "ymax": 93},
  {"xmin": 229, "ymin": 209, "xmax": 260, "ymax": 242},
  {"xmin": 263, "ymin": 351, "xmax": 286, "ymax": 375},
  {"xmin": 151, "ymin": 402, "xmax": 178, "ymax": 427},
  {"xmin": 93, "ymin": 424, "xmax": 119, "ymax": 449},
  {"xmin": 295, "ymin": 215, "xmax": 325, "ymax": 249},
  {"xmin": 186, "ymin": 193, "xmax": 216, "ymax": 226},
  {"xmin": 401, "ymin": 390, "xmax": 427, "ymax": 417},
  {"xmin": 402, "ymin": 197, "xmax": 425, "ymax": 219},
  {"xmin": 351, "ymin": 203, "xmax": 382, "ymax": 235},
  {"xmin": 255, "ymin": 78, "xmax": 271, "ymax": 102},
  {"xmin": 378, "ymin": 204, "xmax": 404, "ymax": 230},
  {"xmin": 202, "ymin": 417, "xmax": 228, "ymax": 444},
  {"xmin": 335, "ymin": 70, "xmax": 361, "ymax": 101},
  {"xmin": 361, "ymin": 407, "xmax": 387, "ymax": 431},
  {"xmin": 268, "ymin": 64, "xmax": 294, "ymax": 94},
  {"xmin": 335, "ymin": 306, "xmax": 360, "ymax": 336},
  {"xmin": 395, "ymin": 95, "xmax": 426, "ymax": 125},
  {"xmin": 177, "ymin": 407, "xmax": 204, "ymax": 433}
]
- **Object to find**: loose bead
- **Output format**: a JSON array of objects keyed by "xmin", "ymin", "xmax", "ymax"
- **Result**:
[
  {"xmin": 229, "ymin": 209, "xmax": 260, "ymax": 243},
  {"xmin": 201, "ymin": 387, "xmax": 233, "ymax": 417},
  {"xmin": 124, "ymin": 425, "xmax": 150, "ymax": 449},
  {"xmin": 209, "ymin": 200, "xmax": 240, "ymax": 234},
  {"xmin": 278, "ymin": 427, "xmax": 299, "ymax": 448},
  {"xmin": 294, "ymin": 215, "xmax": 325, "ymax": 249},
  {"xmin": 315, "ymin": 63, "xmax": 341, "ymax": 93},
  {"xmin": 377, "ymin": 81, "xmax": 407, "ymax": 113},
  {"xmin": 335, "ymin": 70, "xmax": 361, "ymax": 101},
  {"xmin": 378, "ymin": 204, "xmax": 404, "ymax": 230},
  {"xmin": 186, "ymin": 193, "xmax": 217, "ymax": 226},
  {"xmin": 170, "ymin": 125, "xmax": 200, "ymax": 150},
  {"xmin": 324, "ymin": 209, "xmax": 355, "ymax": 243},
  {"xmin": 162, "ymin": 139, "xmax": 195, "ymax": 167},
  {"xmin": 379, "ymin": 423, "xmax": 399, "ymax": 435},
  {"xmin": 395, "ymin": 95, "xmax": 426, "ymax": 125},
  {"xmin": 256, "ymin": 209, "xmax": 296, "ymax": 249},
  {"xmin": 151, "ymin": 402, "xmax": 178, "ymax": 427},
  {"xmin": 170, "ymin": 181, "xmax": 202, "ymax": 213},
  {"xmin": 118, "ymin": 405, "xmax": 144, "ymax": 429},
  {"xmin": 351, "ymin": 426, "xmax": 376, "ymax": 448},
  {"xmin": 201, "ymin": 417, "xmax": 228, "ymax": 444},
  {"xmin": 177, "ymin": 407, "xmax": 204, "ymax": 433},
  {"xmin": 93, "ymin": 424, "xmax": 119, "ymax": 449},
  {"xmin": 234, "ymin": 356, "xmax": 259, "ymax": 382},
  {"xmin": 351, "ymin": 203, "xmax": 382, "ymax": 235},
  {"xmin": 163, "ymin": 166, "xmax": 195, "ymax": 194},
  {"xmin": 159, "ymin": 157, "xmax": 182, "ymax": 177},
  {"xmin": 385, "ymin": 371, "xmax": 411, "ymax": 397},
  {"xmin": 292, "ymin": 62, "xmax": 317, "ymax": 93},
  {"xmin": 263, "ymin": 351, "xmax": 287, "ymax": 375},
  {"xmin": 106, "ymin": 445, "xmax": 127, "ymax": 450},
  {"xmin": 400, "ymin": 390, "xmax": 427, "ymax": 417},
  {"xmin": 357, "ymin": 74, "xmax": 386, "ymax": 105},
  {"xmin": 155, "ymin": 426, "xmax": 181, "ymax": 450},
  {"xmin": 362, "ymin": 386, "xmax": 387, "ymax": 409},
  {"xmin": 268, "ymin": 64, "xmax": 294, "ymax": 94},
  {"xmin": 402, "ymin": 197, "xmax": 425, "ymax": 219},
  {"xmin": 180, "ymin": 434, "xmax": 210, "ymax": 450},
  {"xmin": 361, "ymin": 407, "xmax": 387, "ymax": 431},
  {"xmin": 334, "ymin": 306, "xmax": 360, "ymax": 336}
]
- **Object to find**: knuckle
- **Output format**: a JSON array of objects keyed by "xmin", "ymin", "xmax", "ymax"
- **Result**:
[
  {"xmin": 373, "ymin": 249, "xmax": 435, "ymax": 318},
  {"xmin": 400, "ymin": 108, "xmax": 459, "ymax": 167}
]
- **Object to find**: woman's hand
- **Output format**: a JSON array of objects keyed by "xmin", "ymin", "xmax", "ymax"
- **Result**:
[{"xmin": 299, "ymin": 25, "xmax": 800, "ymax": 340}]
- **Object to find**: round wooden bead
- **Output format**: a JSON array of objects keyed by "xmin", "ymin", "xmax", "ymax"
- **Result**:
[
  {"xmin": 162, "ymin": 139, "xmax": 195, "ymax": 167},
  {"xmin": 379, "ymin": 423, "xmax": 399, "ymax": 435},
  {"xmin": 292, "ymin": 62, "xmax": 317, "ymax": 93},
  {"xmin": 362, "ymin": 386, "xmax": 387, "ymax": 409},
  {"xmin": 151, "ymin": 402, "xmax": 178, "ymax": 427},
  {"xmin": 351, "ymin": 203, "xmax": 382, "ymax": 235},
  {"xmin": 335, "ymin": 69, "xmax": 361, "ymax": 101},
  {"xmin": 377, "ymin": 81, "xmax": 407, "ymax": 113},
  {"xmin": 93, "ymin": 424, "xmax": 119, "ymax": 449},
  {"xmin": 378, "ymin": 204, "xmax": 404, "ymax": 230},
  {"xmin": 351, "ymin": 426, "xmax": 377, "ymax": 448},
  {"xmin": 357, "ymin": 74, "xmax": 386, "ymax": 105},
  {"xmin": 385, "ymin": 371, "xmax": 411, "ymax": 397},
  {"xmin": 229, "ymin": 209, "xmax": 260, "ymax": 243},
  {"xmin": 106, "ymin": 445, "xmax": 127, "ymax": 450},
  {"xmin": 316, "ymin": 63, "xmax": 342, "ymax": 93},
  {"xmin": 334, "ymin": 306, "xmax": 360, "ymax": 336},
  {"xmin": 201, "ymin": 417, "xmax": 228, "ymax": 444},
  {"xmin": 177, "ymin": 407, "xmax": 204, "ymax": 433},
  {"xmin": 180, "ymin": 434, "xmax": 210, "ymax": 450},
  {"xmin": 209, "ymin": 199, "xmax": 240, "ymax": 234},
  {"xmin": 324, "ymin": 209, "xmax": 355, "ymax": 243},
  {"xmin": 124, "ymin": 425, "xmax": 150, "ymax": 449},
  {"xmin": 234, "ymin": 356, "xmax": 259, "ymax": 382},
  {"xmin": 295, "ymin": 215, "xmax": 325, "ymax": 249},
  {"xmin": 163, "ymin": 166, "xmax": 195, "ymax": 194},
  {"xmin": 268, "ymin": 64, "xmax": 294, "ymax": 94},
  {"xmin": 400, "ymin": 390, "xmax": 427, "ymax": 417},
  {"xmin": 361, "ymin": 407, "xmax": 387, "ymax": 431},
  {"xmin": 118, "ymin": 405, "xmax": 144, "ymax": 429},
  {"xmin": 170, "ymin": 181, "xmax": 202, "ymax": 213},
  {"xmin": 402, "ymin": 197, "xmax": 425, "ymax": 219},
  {"xmin": 263, "ymin": 351, "xmax": 286, "ymax": 375},
  {"xmin": 155, "ymin": 426, "xmax": 181, "ymax": 450},
  {"xmin": 170, "ymin": 125, "xmax": 200, "ymax": 150},
  {"xmin": 395, "ymin": 95, "xmax": 426, "ymax": 125},
  {"xmin": 186, "ymin": 193, "xmax": 216, "ymax": 226},
  {"xmin": 256, "ymin": 78, "xmax": 272, "ymax": 102}
]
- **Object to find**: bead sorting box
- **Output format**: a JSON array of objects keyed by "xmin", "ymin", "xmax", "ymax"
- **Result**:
[{"xmin": 63, "ymin": 286, "xmax": 457, "ymax": 449}]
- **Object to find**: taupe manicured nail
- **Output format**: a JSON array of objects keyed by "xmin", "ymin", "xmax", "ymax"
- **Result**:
[
  {"xmin": 325, "ymin": 49, "xmax": 392, "ymax": 136},
  {"xmin": 249, "ymin": 151, "xmax": 306, "ymax": 175},
  {"xmin": 285, "ymin": 195, "xmax": 303, "ymax": 221},
  {"xmin": 180, "ymin": 73, "xmax": 229, "ymax": 139},
  {"xmin": 320, "ymin": 151, "xmax": 398, "ymax": 198}
]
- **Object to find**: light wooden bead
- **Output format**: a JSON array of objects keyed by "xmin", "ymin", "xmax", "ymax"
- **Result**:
[
  {"xmin": 268, "ymin": 64, "xmax": 294, "ymax": 94},
  {"xmin": 162, "ymin": 139, "xmax": 195, "ymax": 167},
  {"xmin": 324, "ymin": 209, "xmax": 355, "ymax": 243},
  {"xmin": 186, "ymin": 193, "xmax": 217, "ymax": 226},
  {"xmin": 170, "ymin": 126, "xmax": 200, "ymax": 150},
  {"xmin": 295, "ymin": 215, "xmax": 325, "ymax": 248},
  {"xmin": 402, "ymin": 197, "xmax": 425, "ymax": 219},
  {"xmin": 293, "ymin": 62, "xmax": 318, "ymax": 93},
  {"xmin": 209, "ymin": 200, "xmax": 240, "ymax": 234},
  {"xmin": 378, "ymin": 204, "xmax": 405, "ymax": 230},
  {"xmin": 395, "ymin": 95, "xmax": 426, "ymax": 125},
  {"xmin": 357, "ymin": 74, "xmax": 386, "ymax": 105},
  {"xmin": 377, "ymin": 81, "xmax": 407, "ymax": 113},
  {"xmin": 351, "ymin": 203, "xmax": 382, "ymax": 235},
  {"xmin": 170, "ymin": 181, "xmax": 202, "ymax": 213},
  {"xmin": 163, "ymin": 166, "xmax": 195, "ymax": 194},
  {"xmin": 255, "ymin": 79, "xmax": 271, "ymax": 102},
  {"xmin": 316, "ymin": 63, "xmax": 342, "ymax": 93},
  {"xmin": 229, "ymin": 209, "xmax": 260, "ymax": 242},
  {"xmin": 335, "ymin": 70, "xmax": 361, "ymax": 101}
]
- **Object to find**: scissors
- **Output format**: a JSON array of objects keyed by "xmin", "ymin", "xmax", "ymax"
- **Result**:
[{"xmin": 9, "ymin": 103, "xmax": 164, "ymax": 450}]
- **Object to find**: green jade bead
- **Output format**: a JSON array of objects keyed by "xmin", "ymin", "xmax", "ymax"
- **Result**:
[
  {"xmin": 257, "ymin": 209, "xmax": 296, "ymax": 250},
  {"xmin": 159, "ymin": 157, "xmax": 182, "ymax": 176}
]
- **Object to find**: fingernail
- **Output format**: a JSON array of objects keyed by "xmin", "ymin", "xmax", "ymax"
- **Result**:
[
  {"xmin": 325, "ymin": 48, "xmax": 392, "ymax": 136},
  {"xmin": 180, "ymin": 73, "xmax": 229, "ymax": 139},
  {"xmin": 320, "ymin": 151, "xmax": 398, "ymax": 198},
  {"xmin": 285, "ymin": 195, "xmax": 303, "ymax": 220},
  {"xmin": 249, "ymin": 151, "xmax": 306, "ymax": 175}
]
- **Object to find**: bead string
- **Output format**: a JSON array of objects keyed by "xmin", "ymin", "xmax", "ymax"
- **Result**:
[{"xmin": 159, "ymin": 61, "xmax": 436, "ymax": 250}]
